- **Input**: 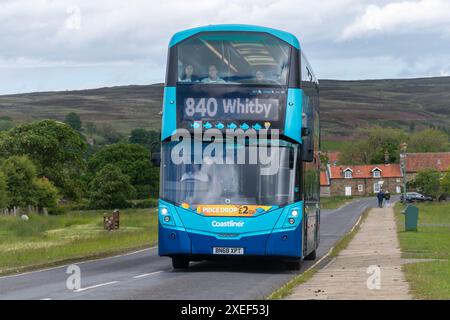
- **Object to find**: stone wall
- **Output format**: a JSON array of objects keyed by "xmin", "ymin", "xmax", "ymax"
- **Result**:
[{"xmin": 329, "ymin": 177, "xmax": 403, "ymax": 196}]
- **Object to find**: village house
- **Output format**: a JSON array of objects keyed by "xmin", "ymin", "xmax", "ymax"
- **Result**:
[
  {"xmin": 321, "ymin": 163, "xmax": 403, "ymax": 197},
  {"xmin": 405, "ymin": 152, "xmax": 450, "ymax": 181},
  {"xmin": 320, "ymin": 171, "xmax": 330, "ymax": 197}
]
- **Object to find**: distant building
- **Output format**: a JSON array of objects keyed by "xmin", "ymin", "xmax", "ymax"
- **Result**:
[
  {"xmin": 405, "ymin": 152, "xmax": 450, "ymax": 180},
  {"xmin": 321, "ymin": 163, "xmax": 403, "ymax": 197},
  {"xmin": 324, "ymin": 151, "xmax": 340, "ymax": 166},
  {"xmin": 320, "ymin": 171, "xmax": 330, "ymax": 197}
]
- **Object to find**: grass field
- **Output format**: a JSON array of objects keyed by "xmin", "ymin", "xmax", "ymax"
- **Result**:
[
  {"xmin": 0, "ymin": 208, "xmax": 158, "ymax": 275},
  {"xmin": 321, "ymin": 196, "xmax": 364, "ymax": 210},
  {"xmin": 321, "ymin": 140, "xmax": 347, "ymax": 152},
  {"xmin": 395, "ymin": 201, "xmax": 450, "ymax": 299}
]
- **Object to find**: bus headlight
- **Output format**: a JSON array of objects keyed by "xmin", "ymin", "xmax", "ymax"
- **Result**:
[
  {"xmin": 291, "ymin": 210, "xmax": 298, "ymax": 217},
  {"xmin": 289, "ymin": 218, "xmax": 295, "ymax": 225},
  {"xmin": 161, "ymin": 208, "xmax": 168, "ymax": 215},
  {"xmin": 164, "ymin": 216, "xmax": 171, "ymax": 223}
]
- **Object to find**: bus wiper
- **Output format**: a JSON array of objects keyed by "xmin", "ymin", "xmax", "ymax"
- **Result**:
[{"xmin": 181, "ymin": 171, "xmax": 209, "ymax": 183}]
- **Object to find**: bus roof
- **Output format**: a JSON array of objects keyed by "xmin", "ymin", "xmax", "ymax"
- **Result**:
[{"xmin": 169, "ymin": 24, "xmax": 300, "ymax": 50}]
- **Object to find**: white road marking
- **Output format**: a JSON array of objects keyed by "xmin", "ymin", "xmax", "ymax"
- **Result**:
[
  {"xmin": 304, "ymin": 246, "xmax": 334, "ymax": 273},
  {"xmin": 40, "ymin": 298, "xmax": 52, "ymax": 300},
  {"xmin": 350, "ymin": 215, "xmax": 363, "ymax": 233},
  {"xmin": 322, "ymin": 257, "xmax": 336, "ymax": 269},
  {"xmin": 133, "ymin": 271, "xmax": 164, "ymax": 279},
  {"xmin": 73, "ymin": 281, "xmax": 119, "ymax": 293}
]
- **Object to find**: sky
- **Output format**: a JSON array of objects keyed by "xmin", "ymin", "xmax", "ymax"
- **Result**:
[{"xmin": 1, "ymin": 0, "xmax": 450, "ymax": 94}]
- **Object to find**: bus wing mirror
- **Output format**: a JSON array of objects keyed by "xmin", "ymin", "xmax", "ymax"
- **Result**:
[
  {"xmin": 302, "ymin": 127, "xmax": 311, "ymax": 137},
  {"xmin": 302, "ymin": 130, "xmax": 314, "ymax": 162},
  {"xmin": 151, "ymin": 152, "xmax": 161, "ymax": 167},
  {"xmin": 302, "ymin": 146, "xmax": 314, "ymax": 162}
]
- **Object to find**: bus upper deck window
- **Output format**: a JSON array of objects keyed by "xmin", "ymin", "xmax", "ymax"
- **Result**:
[{"xmin": 175, "ymin": 32, "xmax": 290, "ymax": 86}]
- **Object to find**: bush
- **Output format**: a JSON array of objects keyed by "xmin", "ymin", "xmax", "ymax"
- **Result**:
[
  {"xmin": 87, "ymin": 143, "xmax": 159, "ymax": 194},
  {"xmin": 64, "ymin": 112, "xmax": 82, "ymax": 131},
  {"xmin": 0, "ymin": 120, "xmax": 87, "ymax": 199},
  {"xmin": 33, "ymin": 177, "xmax": 59, "ymax": 212},
  {"xmin": 2, "ymin": 155, "xmax": 37, "ymax": 208},
  {"xmin": 411, "ymin": 168, "xmax": 441, "ymax": 198},
  {"xmin": 89, "ymin": 164, "xmax": 136, "ymax": 209}
]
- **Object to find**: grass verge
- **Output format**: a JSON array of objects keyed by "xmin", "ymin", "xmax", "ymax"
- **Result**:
[
  {"xmin": 394, "ymin": 201, "xmax": 450, "ymax": 299},
  {"xmin": 320, "ymin": 196, "xmax": 365, "ymax": 210},
  {"xmin": 0, "ymin": 208, "xmax": 158, "ymax": 275},
  {"xmin": 267, "ymin": 208, "xmax": 371, "ymax": 300}
]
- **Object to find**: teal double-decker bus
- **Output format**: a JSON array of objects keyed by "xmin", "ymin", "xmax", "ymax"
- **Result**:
[{"xmin": 156, "ymin": 25, "xmax": 320, "ymax": 270}]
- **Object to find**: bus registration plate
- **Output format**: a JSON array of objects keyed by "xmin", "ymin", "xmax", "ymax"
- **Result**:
[{"xmin": 213, "ymin": 247, "xmax": 244, "ymax": 255}]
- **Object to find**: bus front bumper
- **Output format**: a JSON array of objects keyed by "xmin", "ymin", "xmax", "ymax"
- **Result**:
[{"xmin": 158, "ymin": 223, "xmax": 303, "ymax": 259}]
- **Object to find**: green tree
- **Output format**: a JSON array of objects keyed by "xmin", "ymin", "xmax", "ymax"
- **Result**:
[
  {"xmin": 408, "ymin": 128, "xmax": 450, "ymax": 152},
  {"xmin": 129, "ymin": 128, "xmax": 149, "ymax": 145},
  {"xmin": 32, "ymin": 177, "xmax": 59, "ymax": 211},
  {"xmin": 85, "ymin": 122, "xmax": 96, "ymax": 137},
  {"xmin": 411, "ymin": 168, "xmax": 441, "ymax": 198},
  {"xmin": 339, "ymin": 140, "xmax": 372, "ymax": 165},
  {"xmin": 64, "ymin": 112, "xmax": 82, "ymax": 131},
  {"xmin": 0, "ymin": 171, "xmax": 9, "ymax": 209},
  {"xmin": 0, "ymin": 120, "xmax": 87, "ymax": 199},
  {"xmin": 319, "ymin": 152, "xmax": 329, "ymax": 171},
  {"xmin": 88, "ymin": 143, "xmax": 159, "ymax": 198},
  {"xmin": 441, "ymin": 167, "xmax": 450, "ymax": 195},
  {"xmin": 2, "ymin": 155, "xmax": 37, "ymax": 208},
  {"xmin": 339, "ymin": 126, "xmax": 407, "ymax": 164},
  {"xmin": 0, "ymin": 117, "xmax": 15, "ymax": 132},
  {"xmin": 89, "ymin": 164, "xmax": 135, "ymax": 209},
  {"xmin": 365, "ymin": 126, "xmax": 408, "ymax": 164},
  {"xmin": 97, "ymin": 123, "xmax": 123, "ymax": 144},
  {"xmin": 129, "ymin": 129, "xmax": 160, "ymax": 152}
]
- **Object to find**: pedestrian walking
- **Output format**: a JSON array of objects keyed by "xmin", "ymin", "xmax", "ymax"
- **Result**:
[
  {"xmin": 377, "ymin": 189, "xmax": 385, "ymax": 208},
  {"xmin": 384, "ymin": 190, "xmax": 391, "ymax": 208},
  {"xmin": 384, "ymin": 190, "xmax": 391, "ymax": 207}
]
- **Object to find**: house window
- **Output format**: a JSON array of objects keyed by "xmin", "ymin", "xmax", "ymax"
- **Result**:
[
  {"xmin": 396, "ymin": 178, "xmax": 401, "ymax": 183},
  {"xmin": 373, "ymin": 170, "xmax": 381, "ymax": 178},
  {"xmin": 396, "ymin": 186, "xmax": 401, "ymax": 193},
  {"xmin": 358, "ymin": 184, "xmax": 364, "ymax": 192},
  {"xmin": 344, "ymin": 171, "xmax": 352, "ymax": 179},
  {"xmin": 374, "ymin": 182, "xmax": 381, "ymax": 193}
]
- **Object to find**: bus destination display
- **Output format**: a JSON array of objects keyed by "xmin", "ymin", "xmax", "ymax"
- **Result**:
[{"xmin": 182, "ymin": 97, "xmax": 279, "ymax": 121}]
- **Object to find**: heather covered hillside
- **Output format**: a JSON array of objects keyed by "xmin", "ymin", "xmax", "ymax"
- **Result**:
[{"xmin": 1, "ymin": 77, "xmax": 449, "ymax": 140}]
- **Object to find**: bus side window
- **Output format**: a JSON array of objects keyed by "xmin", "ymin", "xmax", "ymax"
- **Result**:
[{"xmin": 302, "ymin": 97, "xmax": 314, "ymax": 162}]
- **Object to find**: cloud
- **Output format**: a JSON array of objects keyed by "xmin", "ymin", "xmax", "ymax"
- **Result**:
[
  {"xmin": 340, "ymin": 0, "xmax": 450, "ymax": 40},
  {"xmin": 0, "ymin": 0, "xmax": 449, "ymax": 94}
]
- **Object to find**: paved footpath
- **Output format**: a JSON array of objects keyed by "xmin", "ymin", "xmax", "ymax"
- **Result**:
[{"xmin": 287, "ymin": 206, "xmax": 412, "ymax": 300}]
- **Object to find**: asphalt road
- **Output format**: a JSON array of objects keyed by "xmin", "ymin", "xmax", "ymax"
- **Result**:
[{"xmin": 0, "ymin": 197, "xmax": 377, "ymax": 300}]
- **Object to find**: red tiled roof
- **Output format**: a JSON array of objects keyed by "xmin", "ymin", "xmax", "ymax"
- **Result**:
[
  {"xmin": 405, "ymin": 152, "xmax": 450, "ymax": 173},
  {"xmin": 320, "ymin": 171, "xmax": 329, "ymax": 186},
  {"xmin": 327, "ymin": 151, "xmax": 340, "ymax": 164},
  {"xmin": 329, "ymin": 164, "xmax": 402, "ymax": 179}
]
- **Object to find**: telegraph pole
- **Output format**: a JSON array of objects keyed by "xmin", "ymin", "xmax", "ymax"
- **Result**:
[{"xmin": 400, "ymin": 142, "xmax": 408, "ymax": 204}]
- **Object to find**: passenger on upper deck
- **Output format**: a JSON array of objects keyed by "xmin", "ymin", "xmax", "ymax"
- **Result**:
[
  {"xmin": 255, "ymin": 70, "xmax": 265, "ymax": 83},
  {"xmin": 179, "ymin": 65, "xmax": 198, "ymax": 83},
  {"xmin": 201, "ymin": 65, "xmax": 226, "ymax": 84}
]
